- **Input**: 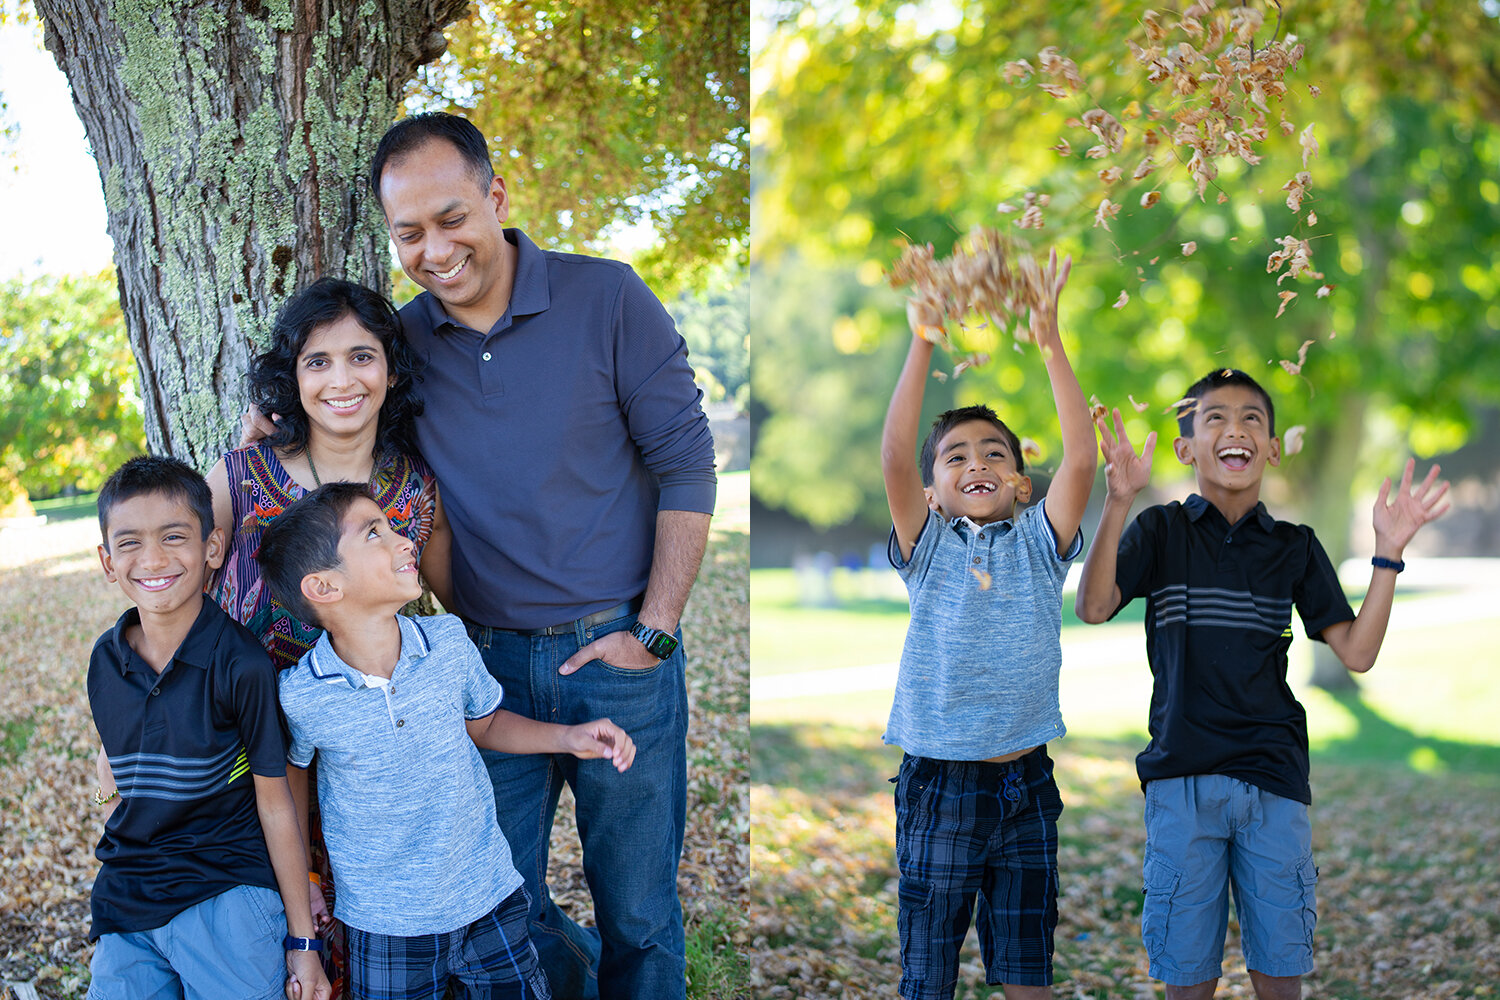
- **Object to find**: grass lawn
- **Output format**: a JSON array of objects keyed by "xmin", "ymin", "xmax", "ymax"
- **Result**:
[{"xmin": 749, "ymin": 567, "xmax": 1500, "ymax": 998}]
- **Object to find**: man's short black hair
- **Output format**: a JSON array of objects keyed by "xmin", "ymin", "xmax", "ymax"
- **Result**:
[
  {"xmin": 97, "ymin": 455, "xmax": 214, "ymax": 551},
  {"xmin": 1177, "ymin": 369, "xmax": 1277, "ymax": 437},
  {"xmin": 256, "ymin": 482, "xmax": 373, "ymax": 628},
  {"xmin": 369, "ymin": 112, "xmax": 494, "ymax": 207},
  {"xmin": 919, "ymin": 404, "xmax": 1025, "ymax": 487}
]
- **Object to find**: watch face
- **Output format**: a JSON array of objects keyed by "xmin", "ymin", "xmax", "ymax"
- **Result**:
[{"xmin": 645, "ymin": 632, "xmax": 678, "ymax": 658}]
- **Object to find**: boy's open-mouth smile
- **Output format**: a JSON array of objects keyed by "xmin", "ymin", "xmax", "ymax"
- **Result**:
[
  {"xmin": 132, "ymin": 574, "xmax": 180, "ymax": 592},
  {"xmin": 962, "ymin": 481, "xmax": 997, "ymax": 495},
  {"xmin": 1217, "ymin": 446, "xmax": 1252, "ymax": 470}
]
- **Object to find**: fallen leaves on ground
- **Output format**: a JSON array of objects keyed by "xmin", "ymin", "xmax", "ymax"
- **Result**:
[
  {"xmin": 749, "ymin": 726, "xmax": 1500, "ymax": 999},
  {"xmin": 0, "ymin": 518, "xmax": 749, "ymax": 999}
]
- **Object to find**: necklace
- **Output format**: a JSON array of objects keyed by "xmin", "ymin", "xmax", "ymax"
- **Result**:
[{"xmin": 306, "ymin": 449, "xmax": 383, "ymax": 490}]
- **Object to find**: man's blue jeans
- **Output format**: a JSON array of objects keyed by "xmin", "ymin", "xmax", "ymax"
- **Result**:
[{"xmin": 467, "ymin": 610, "xmax": 688, "ymax": 1000}]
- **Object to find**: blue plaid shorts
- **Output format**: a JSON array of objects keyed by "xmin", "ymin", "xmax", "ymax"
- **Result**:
[
  {"xmin": 346, "ymin": 887, "xmax": 551, "ymax": 1000},
  {"xmin": 892, "ymin": 748, "xmax": 1063, "ymax": 998}
]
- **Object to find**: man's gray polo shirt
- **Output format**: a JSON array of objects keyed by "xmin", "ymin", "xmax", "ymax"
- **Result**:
[
  {"xmin": 279, "ymin": 614, "xmax": 523, "ymax": 936},
  {"xmin": 885, "ymin": 500, "xmax": 1082, "ymax": 761}
]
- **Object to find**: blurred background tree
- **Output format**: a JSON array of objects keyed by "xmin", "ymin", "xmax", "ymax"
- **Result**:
[
  {"xmin": 0, "ymin": 270, "xmax": 143, "ymax": 509},
  {"xmin": 751, "ymin": 0, "xmax": 1500, "ymax": 687},
  {"xmin": 411, "ymin": 0, "xmax": 748, "ymax": 299}
]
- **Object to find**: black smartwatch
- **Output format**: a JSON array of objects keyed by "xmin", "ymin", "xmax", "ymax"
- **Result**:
[
  {"xmin": 283, "ymin": 935, "xmax": 324, "ymax": 952},
  {"xmin": 628, "ymin": 622, "xmax": 679, "ymax": 660}
]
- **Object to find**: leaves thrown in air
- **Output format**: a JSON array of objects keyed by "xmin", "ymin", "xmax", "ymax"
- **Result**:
[
  {"xmin": 1282, "ymin": 424, "xmax": 1306, "ymax": 456},
  {"xmin": 1113, "ymin": 290, "xmax": 1129, "ymax": 309},
  {"xmin": 1181, "ymin": 241, "xmax": 1198, "ymax": 256}
]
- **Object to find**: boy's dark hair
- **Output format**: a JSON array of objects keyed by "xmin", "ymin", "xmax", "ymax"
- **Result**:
[
  {"xmin": 919, "ymin": 404, "xmax": 1025, "ymax": 487},
  {"xmin": 97, "ymin": 455, "xmax": 214, "ymax": 550},
  {"xmin": 369, "ymin": 112, "xmax": 494, "ymax": 205},
  {"xmin": 248, "ymin": 277, "xmax": 423, "ymax": 460},
  {"xmin": 256, "ymin": 482, "xmax": 373, "ymax": 628},
  {"xmin": 1176, "ymin": 369, "xmax": 1276, "ymax": 437}
]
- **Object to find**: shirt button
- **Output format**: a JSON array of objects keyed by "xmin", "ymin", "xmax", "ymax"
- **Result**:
[
  {"xmin": 150, "ymin": 688, "xmax": 160, "ymax": 696},
  {"xmin": 973, "ymin": 557, "xmax": 981, "ymax": 565},
  {"xmin": 396, "ymin": 719, "xmax": 405, "ymax": 727},
  {"xmin": 482, "ymin": 352, "xmax": 492, "ymax": 361}
]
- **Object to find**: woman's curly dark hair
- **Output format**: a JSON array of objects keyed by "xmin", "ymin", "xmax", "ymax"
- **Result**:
[{"xmin": 248, "ymin": 277, "xmax": 424, "ymax": 459}]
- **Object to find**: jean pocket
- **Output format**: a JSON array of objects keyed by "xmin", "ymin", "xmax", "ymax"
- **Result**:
[{"xmin": 592, "ymin": 657, "xmax": 667, "ymax": 678}]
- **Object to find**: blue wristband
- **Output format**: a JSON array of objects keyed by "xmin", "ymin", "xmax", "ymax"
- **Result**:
[
  {"xmin": 283, "ymin": 935, "xmax": 323, "ymax": 952},
  {"xmin": 1371, "ymin": 556, "xmax": 1405, "ymax": 573}
]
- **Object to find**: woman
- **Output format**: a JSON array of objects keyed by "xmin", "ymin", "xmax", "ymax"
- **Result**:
[
  {"xmin": 207, "ymin": 277, "xmax": 452, "ymax": 667},
  {"xmin": 207, "ymin": 277, "xmax": 452, "ymax": 997}
]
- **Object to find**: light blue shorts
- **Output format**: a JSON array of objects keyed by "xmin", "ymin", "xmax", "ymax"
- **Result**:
[
  {"xmin": 1141, "ymin": 775, "xmax": 1318, "ymax": 985},
  {"xmin": 87, "ymin": 884, "xmax": 286, "ymax": 1000}
]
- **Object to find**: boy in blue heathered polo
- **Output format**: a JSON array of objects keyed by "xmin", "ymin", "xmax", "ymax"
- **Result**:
[
  {"xmin": 256, "ymin": 482, "xmax": 636, "ymax": 1000},
  {"xmin": 881, "ymin": 250, "xmax": 1096, "ymax": 1000},
  {"xmin": 1075, "ymin": 369, "xmax": 1450, "ymax": 1000},
  {"xmin": 86, "ymin": 456, "xmax": 329, "ymax": 1000}
]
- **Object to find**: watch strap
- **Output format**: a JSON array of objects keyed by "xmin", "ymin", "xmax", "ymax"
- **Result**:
[
  {"xmin": 1371, "ymin": 556, "xmax": 1405, "ymax": 573},
  {"xmin": 283, "ymin": 935, "xmax": 324, "ymax": 952}
]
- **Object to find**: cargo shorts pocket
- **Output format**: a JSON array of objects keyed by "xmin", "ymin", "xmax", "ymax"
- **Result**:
[
  {"xmin": 1296, "ymin": 855, "xmax": 1319, "ymax": 951},
  {"xmin": 1141, "ymin": 854, "xmax": 1182, "ymax": 964}
]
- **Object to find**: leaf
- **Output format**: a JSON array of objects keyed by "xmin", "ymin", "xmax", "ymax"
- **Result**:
[
  {"xmin": 1307, "ymin": 211, "xmax": 1318, "ymax": 226},
  {"xmin": 1098, "ymin": 166, "xmax": 1124, "ymax": 183},
  {"xmin": 1181, "ymin": 241, "xmax": 1198, "ymax": 256},
  {"xmin": 1094, "ymin": 198, "xmax": 1121, "ymax": 230},
  {"xmin": 1300, "ymin": 123, "xmax": 1319, "ymax": 168},
  {"xmin": 1282, "ymin": 424, "xmax": 1306, "ymax": 456},
  {"xmin": 1317, "ymin": 284, "xmax": 1334, "ymax": 298},
  {"xmin": 1113, "ymin": 290, "xmax": 1129, "ymax": 308},
  {"xmin": 1002, "ymin": 59, "xmax": 1034, "ymax": 83},
  {"xmin": 1128, "ymin": 394, "xmax": 1149, "ymax": 413},
  {"xmin": 1020, "ymin": 437, "xmax": 1043, "ymax": 461},
  {"xmin": 1276, "ymin": 290, "xmax": 1298, "ymax": 318},
  {"xmin": 1050, "ymin": 139, "xmax": 1072, "ymax": 156},
  {"xmin": 970, "ymin": 567, "xmax": 993, "ymax": 590},
  {"xmin": 1140, "ymin": 190, "xmax": 1161, "ymax": 208}
]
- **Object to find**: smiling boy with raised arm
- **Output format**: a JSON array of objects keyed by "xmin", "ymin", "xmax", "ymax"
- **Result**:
[
  {"xmin": 1074, "ymin": 368, "xmax": 1449, "ymax": 1000},
  {"xmin": 881, "ymin": 250, "xmax": 1096, "ymax": 1000},
  {"xmin": 257, "ymin": 482, "xmax": 636, "ymax": 1000}
]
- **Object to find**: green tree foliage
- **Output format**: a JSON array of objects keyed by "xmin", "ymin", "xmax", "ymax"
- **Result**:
[
  {"xmin": 670, "ymin": 260, "xmax": 749, "ymax": 408},
  {"xmin": 752, "ymin": 0, "xmax": 1500, "ymax": 541},
  {"xmin": 410, "ymin": 0, "xmax": 748, "ymax": 298},
  {"xmin": 0, "ymin": 269, "xmax": 145, "ymax": 502}
]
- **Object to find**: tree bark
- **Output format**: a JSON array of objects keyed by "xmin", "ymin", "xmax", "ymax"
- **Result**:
[{"xmin": 32, "ymin": 0, "xmax": 468, "ymax": 468}]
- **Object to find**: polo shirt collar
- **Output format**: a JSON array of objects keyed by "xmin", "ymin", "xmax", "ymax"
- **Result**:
[
  {"xmin": 1183, "ymin": 492, "xmax": 1275, "ymax": 532},
  {"xmin": 107, "ymin": 598, "xmax": 224, "ymax": 675},
  {"xmin": 949, "ymin": 512, "xmax": 1016, "ymax": 537},
  {"xmin": 303, "ymin": 615, "xmax": 435, "ymax": 689},
  {"xmin": 418, "ymin": 228, "xmax": 551, "ymax": 335}
]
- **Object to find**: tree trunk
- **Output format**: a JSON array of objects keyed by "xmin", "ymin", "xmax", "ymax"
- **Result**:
[
  {"xmin": 32, "ymin": 0, "xmax": 469, "ymax": 468},
  {"xmin": 1305, "ymin": 143, "xmax": 1394, "ymax": 693}
]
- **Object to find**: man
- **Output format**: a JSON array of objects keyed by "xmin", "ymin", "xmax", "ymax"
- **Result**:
[{"xmin": 369, "ymin": 112, "xmax": 715, "ymax": 999}]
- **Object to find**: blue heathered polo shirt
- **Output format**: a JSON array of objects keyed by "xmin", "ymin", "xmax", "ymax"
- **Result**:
[
  {"xmin": 86, "ymin": 598, "xmax": 285, "ymax": 939},
  {"xmin": 278, "ymin": 614, "xmax": 523, "ymax": 936},
  {"xmin": 885, "ymin": 500, "xmax": 1082, "ymax": 761},
  {"xmin": 1111, "ymin": 494, "xmax": 1356, "ymax": 804},
  {"xmin": 398, "ymin": 228, "xmax": 717, "ymax": 630}
]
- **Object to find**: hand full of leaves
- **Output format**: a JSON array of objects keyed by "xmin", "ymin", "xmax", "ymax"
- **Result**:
[{"xmin": 889, "ymin": 226, "xmax": 1054, "ymax": 373}]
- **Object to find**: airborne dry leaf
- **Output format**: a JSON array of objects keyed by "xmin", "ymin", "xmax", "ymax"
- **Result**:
[
  {"xmin": 1276, "ymin": 290, "xmax": 1299, "ymax": 318},
  {"xmin": 1282, "ymin": 424, "xmax": 1306, "ymax": 456},
  {"xmin": 1181, "ymin": 241, "xmax": 1198, "ymax": 257},
  {"xmin": 970, "ymin": 567, "xmax": 993, "ymax": 590},
  {"xmin": 1113, "ymin": 290, "xmax": 1129, "ymax": 309}
]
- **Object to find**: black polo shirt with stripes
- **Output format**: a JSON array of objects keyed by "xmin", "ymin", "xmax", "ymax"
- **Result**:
[
  {"xmin": 1111, "ymin": 493, "xmax": 1355, "ymax": 804},
  {"xmin": 86, "ymin": 598, "xmax": 286, "ymax": 938}
]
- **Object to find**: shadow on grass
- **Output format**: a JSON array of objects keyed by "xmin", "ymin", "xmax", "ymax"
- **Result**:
[{"xmin": 1312, "ymin": 689, "xmax": 1500, "ymax": 776}]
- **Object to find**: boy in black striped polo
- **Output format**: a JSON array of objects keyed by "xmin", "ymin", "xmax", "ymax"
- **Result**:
[
  {"xmin": 87, "ymin": 455, "xmax": 328, "ymax": 1000},
  {"xmin": 1075, "ymin": 369, "xmax": 1449, "ymax": 1000}
]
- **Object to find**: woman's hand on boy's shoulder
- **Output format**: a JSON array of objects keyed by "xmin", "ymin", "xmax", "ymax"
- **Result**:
[{"xmin": 565, "ymin": 718, "xmax": 636, "ymax": 773}]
